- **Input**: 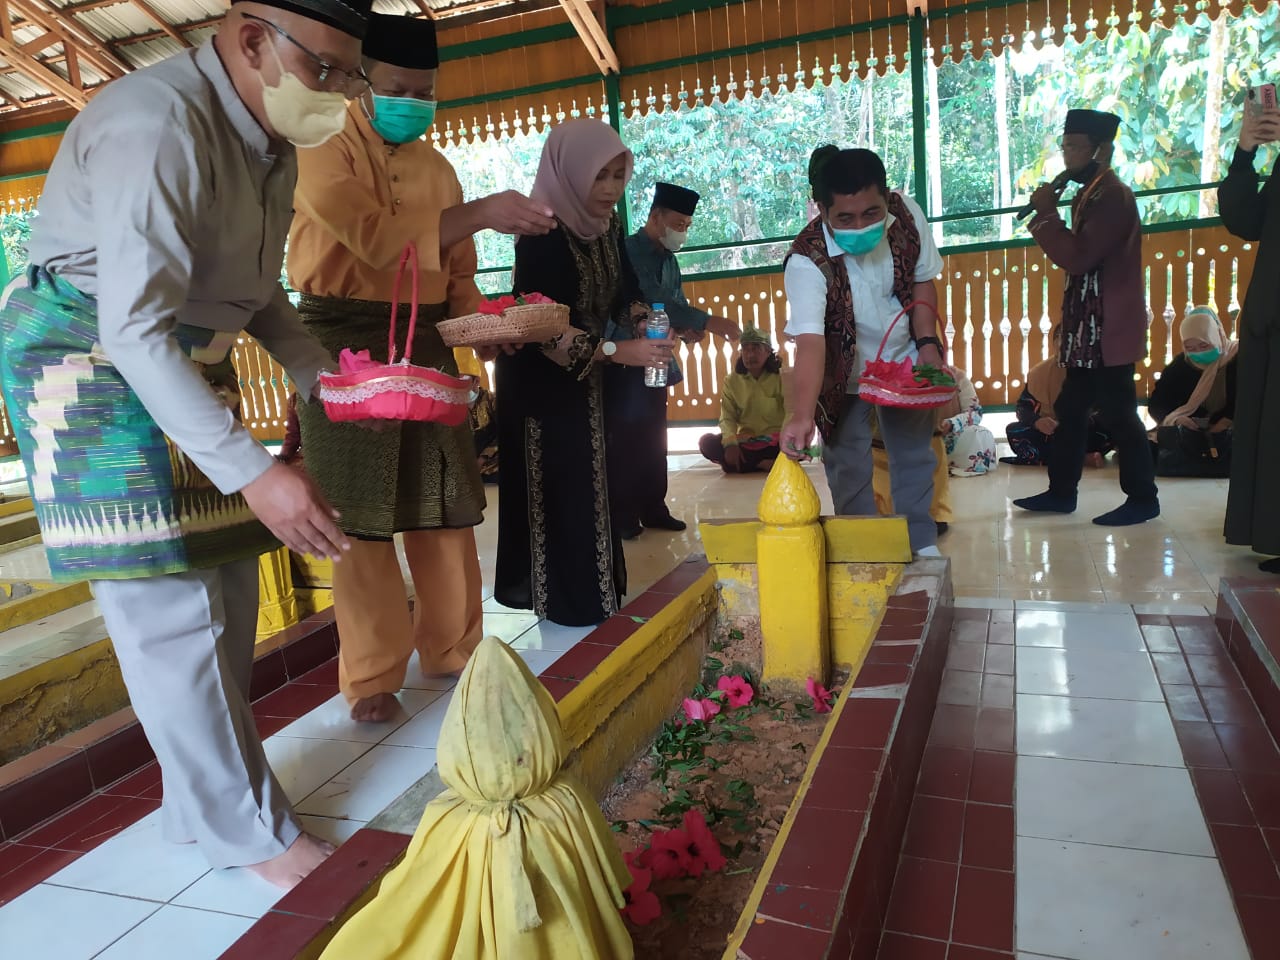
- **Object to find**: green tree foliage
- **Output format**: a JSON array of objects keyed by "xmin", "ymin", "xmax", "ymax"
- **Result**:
[{"xmin": 938, "ymin": 8, "xmax": 1280, "ymax": 241}]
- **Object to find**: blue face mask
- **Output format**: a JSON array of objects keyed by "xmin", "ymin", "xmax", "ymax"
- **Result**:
[
  {"xmin": 369, "ymin": 94, "xmax": 437, "ymax": 144},
  {"xmin": 1187, "ymin": 347, "xmax": 1221, "ymax": 366},
  {"xmin": 831, "ymin": 219, "xmax": 887, "ymax": 256}
]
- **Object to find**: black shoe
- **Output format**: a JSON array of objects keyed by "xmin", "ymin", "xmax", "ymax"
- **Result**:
[
  {"xmin": 1013, "ymin": 491, "xmax": 1077, "ymax": 514},
  {"xmin": 1092, "ymin": 499, "xmax": 1160, "ymax": 526},
  {"xmin": 619, "ymin": 525, "xmax": 643, "ymax": 541},
  {"xmin": 643, "ymin": 515, "xmax": 687, "ymax": 532},
  {"xmin": 936, "ymin": 521, "xmax": 950, "ymax": 536}
]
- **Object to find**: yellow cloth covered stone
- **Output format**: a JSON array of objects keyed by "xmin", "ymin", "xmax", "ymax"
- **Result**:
[{"xmin": 320, "ymin": 636, "xmax": 634, "ymax": 960}]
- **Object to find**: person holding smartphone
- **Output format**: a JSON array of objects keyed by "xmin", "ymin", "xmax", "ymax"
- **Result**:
[{"xmin": 1221, "ymin": 86, "xmax": 1280, "ymax": 573}]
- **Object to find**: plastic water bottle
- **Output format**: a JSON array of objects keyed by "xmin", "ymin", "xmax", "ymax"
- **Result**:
[{"xmin": 644, "ymin": 303, "xmax": 670, "ymax": 388}]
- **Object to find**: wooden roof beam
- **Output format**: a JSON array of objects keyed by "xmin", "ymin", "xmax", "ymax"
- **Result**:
[
  {"xmin": 110, "ymin": 13, "xmax": 219, "ymax": 48},
  {"xmin": 410, "ymin": 0, "xmax": 437, "ymax": 19},
  {"xmin": 128, "ymin": 0, "xmax": 190, "ymax": 47},
  {"xmin": 9, "ymin": 0, "xmax": 129, "ymax": 77},
  {"xmin": 0, "ymin": 34, "xmax": 87, "ymax": 107},
  {"xmin": 556, "ymin": 0, "xmax": 617, "ymax": 75}
]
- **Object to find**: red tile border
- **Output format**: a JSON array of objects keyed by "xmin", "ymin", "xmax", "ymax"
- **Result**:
[
  {"xmin": 876, "ymin": 613, "xmax": 1016, "ymax": 960},
  {"xmin": 1153, "ymin": 591, "xmax": 1280, "ymax": 960}
]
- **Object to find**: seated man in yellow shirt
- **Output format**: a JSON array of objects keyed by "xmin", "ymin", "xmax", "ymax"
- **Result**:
[
  {"xmin": 699, "ymin": 327, "xmax": 786, "ymax": 473},
  {"xmin": 287, "ymin": 12, "xmax": 554, "ymax": 723}
]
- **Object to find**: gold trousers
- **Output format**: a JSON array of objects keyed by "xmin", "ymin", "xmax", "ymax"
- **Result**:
[{"xmin": 334, "ymin": 528, "xmax": 484, "ymax": 703}]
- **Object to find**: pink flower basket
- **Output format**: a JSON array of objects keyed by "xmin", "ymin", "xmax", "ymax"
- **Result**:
[
  {"xmin": 318, "ymin": 244, "xmax": 473, "ymax": 426},
  {"xmin": 856, "ymin": 301, "xmax": 958, "ymax": 410}
]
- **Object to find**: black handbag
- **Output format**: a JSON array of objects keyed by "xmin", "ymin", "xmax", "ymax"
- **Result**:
[{"xmin": 1154, "ymin": 425, "xmax": 1231, "ymax": 478}]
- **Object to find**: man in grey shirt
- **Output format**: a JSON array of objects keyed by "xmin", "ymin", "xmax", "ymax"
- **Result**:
[{"xmin": 0, "ymin": 0, "xmax": 370, "ymax": 888}]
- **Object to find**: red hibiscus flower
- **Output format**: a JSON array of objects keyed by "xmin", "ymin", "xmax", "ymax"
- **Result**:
[
  {"xmin": 806, "ymin": 676, "xmax": 835, "ymax": 713},
  {"xmin": 681, "ymin": 697, "xmax": 722, "ymax": 723},
  {"xmin": 715, "ymin": 675, "xmax": 755, "ymax": 709},
  {"xmin": 621, "ymin": 859, "xmax": 661, "ymax": 925},
  {"xmin": 677, "ymin": 810, "xmax": 727, "ymax": 877},
  {"xmin": 862, "ymin": 356, "xmax": 922, "ymax": 387},
  {"xmin": 642, "ymin": 828, "xmax": 695, "ymax": 881},
  {"xmin": 518, "ymin": 292, "xmax": 556, "ymax": 305}
]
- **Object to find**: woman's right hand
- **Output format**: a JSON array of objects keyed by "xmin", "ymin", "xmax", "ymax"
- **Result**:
[
  {"xmin": 1240, "ymin": 108, "xmax": 1280, "ymax": 152},
  {"xmin": 1035, "ymin": 417, "xmax": 1057, "ymax": 435},
  {"xmin": 611, "ymin": 336, "xmax": 675, "ymax": 368}
]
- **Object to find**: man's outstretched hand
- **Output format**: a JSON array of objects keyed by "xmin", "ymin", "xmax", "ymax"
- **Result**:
[{"xmin": 241, "ymin": 462, "xmax": 350, "ymax": 562}]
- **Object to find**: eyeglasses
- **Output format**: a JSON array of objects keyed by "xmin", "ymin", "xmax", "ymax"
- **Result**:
[{"xmin": 244, "ymin": 14, "xmax": 370, "ymax": 99}]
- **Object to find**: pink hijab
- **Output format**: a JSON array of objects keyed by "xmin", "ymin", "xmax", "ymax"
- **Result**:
[{"xmin": 530, "ymin": 119, "xmax": 634, "ymax": 241}]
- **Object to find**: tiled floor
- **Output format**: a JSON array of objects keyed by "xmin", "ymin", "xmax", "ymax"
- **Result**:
[
  {"xmin": 880, "ymin": 602, "xmax": 1268, "ymax": 960},
  {"xmin": 1, "ymin": 437, "xmax": 1278, "ymax": 959}
]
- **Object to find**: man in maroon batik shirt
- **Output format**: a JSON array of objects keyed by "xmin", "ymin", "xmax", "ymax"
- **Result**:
[{"xmin": 1014, "ymin": 108, "xmax": 1159, "ymax": 527}]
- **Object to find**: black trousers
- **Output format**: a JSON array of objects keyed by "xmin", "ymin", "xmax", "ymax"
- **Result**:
[
  {"xmin": 606, "ymin": 370, "xmax": 673, "ymax": 529},
  {"xmin": 1049, "ymin": 364, "xmax": 1158, "ymax": 503}
]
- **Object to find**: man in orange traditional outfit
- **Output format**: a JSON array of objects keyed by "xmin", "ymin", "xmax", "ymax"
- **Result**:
[{"xmin": 287, "ymin": 11, "xmax": 554, "ymax": 722}]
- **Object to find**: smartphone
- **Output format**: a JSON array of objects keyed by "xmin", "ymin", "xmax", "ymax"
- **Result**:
[{"xmin": 1248, "ymin": 82, "xmax": 1277, "ymax": 116}]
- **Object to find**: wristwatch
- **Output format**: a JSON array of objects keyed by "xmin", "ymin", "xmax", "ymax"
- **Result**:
[
  {"xmin": 913, "ymin": 335, "xmax": 945, "ymax": 353},
  {"xmin": 601, "ymin": 340, "xmax": 618, "ymax": 359}
]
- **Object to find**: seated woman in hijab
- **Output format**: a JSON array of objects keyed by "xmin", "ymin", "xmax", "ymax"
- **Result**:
[
  {"xmin": 1148, "ymin": 306, "xmax": 1237, "ymax": 476},
  {"xmin": 1002, "ymin": 328, "xmax": 1112, "ymax": 467},
  {"xmin": 495, "ymin": 120, "xmax": 673, "ymax": 627},
  {"xmin": 698, "ymin": 327, "xmax": 786, "ymax": 474}
]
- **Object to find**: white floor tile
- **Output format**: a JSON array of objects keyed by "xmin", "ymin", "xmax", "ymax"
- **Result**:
[
  {"xmin": 1132, "ymin": 602, "xmax": 1212, "ymax": 616},
  {"xmin": 0, "ymin": 885, "xmax": 158, "ymax": 959},
  {"xmin": 170, "ymin": 866, "xmax": 283, "ymax": 919},
  {"xmin": 274, "ymin": 689, "xmax": 445, "ymax": 744},
  {"xmin": 297, "ymin": 815, "xmax": 368, "ymax": 847},
  {"xmin": 952, "ymin": 596, "xmax": 1012, "ymax": 608},
  {"xmin": 507, "ymin": 620, "xmax": 592, "ymax": 653},
  {"xmin": 481, "ymin": 611, "xmax": 541, "ymax": 643},
  {"xmin": 382, "ymin": 691, "xmax": 453, "ymax": 748},
  {"xmin": 1016, "ymin": 756, "xmax": 1215, "ymax": 856},
  {"xmin": 1016, "ymin": 600, "xmax": 1136, "ymax": 614},
  {"xmin": 1017, "ymin": 836, "xmax": 1249, "ymax": 960},
  {"xmin": 296, "ymin": 744, "xmax": 437, "ymax": 821},
  {"xmin": 93, "ymin": 904, "xmax": 254, "ymax": 960},
  {"xmin": 1015, "ymin": 647, "xmax": 1163, "ymax": 702},
  {"xmin": 262, "ymin": 736, "xmax": 372, "ymax": 802},
  {"xmin": 1016, "ymin": 694, "xmax": 1184, "ymax": 767},
  {"xmin": 43, "ymin": 812, "xmax": 210, "ymax": 903},
  {"xmin": 514, "ymin": 648, "xmax": 564, "ymax": 676},
  {"xmin": 1015, "ymin": 611, "xmax": 1146, "ymax": 651}
]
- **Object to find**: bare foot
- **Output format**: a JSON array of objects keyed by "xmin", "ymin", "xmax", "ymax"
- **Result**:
[
  {"xmin": 247, "ymin": 833, "xmax": 335, "ymax": 890},
  {"xmin": 1084, "ymin": 452, "xmax": 1106, "ymax": 468},
  {"xmin": 350, "ymin": 692, "xmax": 399, "ymax": 723}
]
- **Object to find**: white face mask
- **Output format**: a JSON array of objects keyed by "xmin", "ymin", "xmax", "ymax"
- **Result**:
[
  {"xmin": 661, "ymin": 227, "xmax": 688, "ymax": 252},
  {"xmin": 259, "ymin": 43, "xmax": 348, "ymax": 148}
]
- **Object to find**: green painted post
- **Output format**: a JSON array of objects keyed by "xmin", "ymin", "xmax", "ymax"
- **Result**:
[
  {"xmin": 604, "ymin": 10, "xmax": 631, "ymax": 236},
  {"xmin": 909, "ymin": 12, "xmax": 929, "ymax": 216}
]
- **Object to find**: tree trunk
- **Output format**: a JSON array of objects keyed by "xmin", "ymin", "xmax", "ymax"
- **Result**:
[
  {"xmin": 860, "ymin": 72, "xmax": 875, "ymax": 149},
  {"xmin": 926, "ymin": 56, "xmax": 943, "ymax": 247},
  {"xmin": 995, "ymin": 51, "xmax": 1013, "ymax": 240},
  {"xmin": 1199, "ymin": 12, "xmax": 1228, "ymax": 217}
]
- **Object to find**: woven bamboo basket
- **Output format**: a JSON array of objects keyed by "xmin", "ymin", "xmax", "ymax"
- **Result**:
[{"xmin": 438, "ymin": 303, "xmax": 570, "ymax": 348}]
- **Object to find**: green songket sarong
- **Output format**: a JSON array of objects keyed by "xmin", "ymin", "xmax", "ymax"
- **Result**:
[
  {"xmin": 295, "ymin": 294, "xmax": 485, "ymax": 540},
  {"xmin": 0, "ymin": 268, "xmax": 277, "ymax": 581}
]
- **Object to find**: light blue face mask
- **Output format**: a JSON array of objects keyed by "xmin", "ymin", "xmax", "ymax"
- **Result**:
[
  {"xmin": 369, "ymin": 94, "xmax": 437, "ymax": 144},
  {"xmin": 831, "ymin": 219, "xmax": 887, "ymax": 256},
  {"xmin": 1187, "ymin": 347, "xmax": 1221, "ymax": 366}
]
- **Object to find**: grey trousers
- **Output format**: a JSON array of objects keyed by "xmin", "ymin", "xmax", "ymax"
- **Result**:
[
  {"xmin": 823, "ymin": 394, "xmax": 938, "ymax": 552},
  {"xmin": 92, "ymin": 557, "xmax": 300, "ymax": 869}
]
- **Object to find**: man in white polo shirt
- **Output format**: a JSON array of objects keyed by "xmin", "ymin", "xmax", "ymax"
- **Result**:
[{"xmin": 779, "ymin": 146, "xmax": 945, "ymax": 556}]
